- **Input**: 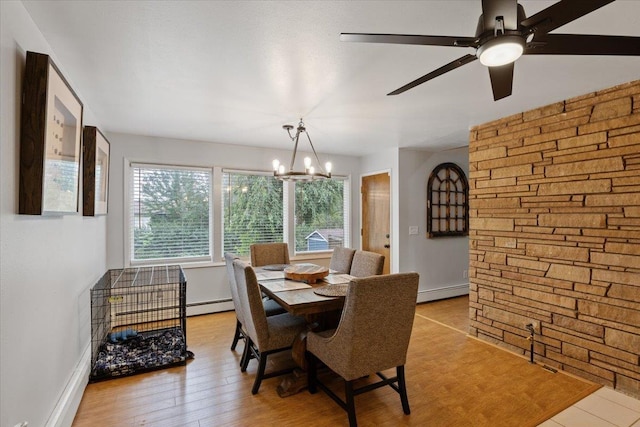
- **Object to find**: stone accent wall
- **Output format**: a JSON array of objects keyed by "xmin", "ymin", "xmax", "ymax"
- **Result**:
[{"xmin": 468, "ymin": 80, "xmax": 640, "ymax": 398}]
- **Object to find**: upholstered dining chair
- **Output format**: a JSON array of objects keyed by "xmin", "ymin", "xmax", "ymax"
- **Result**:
[
  {"xmin": 329, "ymin": 247, "xmax": 357, "ymax": 274},
  {"xmin": 250, "ymin": 242, "xmax": 290, "ymax": 267},
  {"xmin": 224, "ymin": 253, "xmax": 285, "ymax": 367},
  {"xmin": 306, "ymin": 272, "xmax": 419, "ymax": 427},
  {"xmin": 233, "ymin": 259, "xmax": 307, "ymax": 394},
  {"xmin": 349, "ymin": 250, "xmax": 385, "ymax": 277}
]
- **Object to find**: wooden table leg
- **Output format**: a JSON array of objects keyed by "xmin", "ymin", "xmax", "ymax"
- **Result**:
[
  {"xmin": 277, "ymin": 331, "xmax": 308, "ymax": 397},
  {"xmin": 276, "ymin": 311, "xmax": 341, "ymax": 397}
]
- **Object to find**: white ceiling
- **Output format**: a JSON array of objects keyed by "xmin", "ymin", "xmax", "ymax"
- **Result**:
[{"xmin": 21, "ymin": 0, "xmax": 640, "ymax": 156}]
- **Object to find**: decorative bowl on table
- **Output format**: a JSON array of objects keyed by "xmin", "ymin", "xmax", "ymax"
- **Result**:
[{"xmin": 284, "ymin": 263, "xmax": 329, "ymax": 284}]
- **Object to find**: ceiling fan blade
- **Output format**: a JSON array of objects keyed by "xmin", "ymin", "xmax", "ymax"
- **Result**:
[
  {"xmin": 521, "ymin": 0, "xmax": 615, "ymax": 35},
  {"xmin": 340, "ymin": 33, "xmax": 478, "ymax": 48},
  {"xmin": 488, "ymin": 63, "xmax": 514, "ymax": 101},
  {"xmin": 387, "ymin": 54, "xmax": 477, "ymax": 96},
  {"xmin": 525, "ymin": 34, "xmax": 640, "ymax": 56},
  {"xmin": 482, "ymin": 0, "xmax": 518, "ymax": 30}
]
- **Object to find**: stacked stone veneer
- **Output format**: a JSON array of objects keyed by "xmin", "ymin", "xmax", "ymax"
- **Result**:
[{"xmin": 468, "ymin": 80, "xmax": 640, "ymax": 398}]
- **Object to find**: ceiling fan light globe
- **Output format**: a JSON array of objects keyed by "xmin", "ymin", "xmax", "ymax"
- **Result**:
[{"xmin": 478, "ymin": 36, "xmax": 525, "ymax": 67}]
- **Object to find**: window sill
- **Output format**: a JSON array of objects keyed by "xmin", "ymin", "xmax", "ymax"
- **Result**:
[{"xmin": 291, "ymin": 252, "xmax": 332, "ymax": 262}]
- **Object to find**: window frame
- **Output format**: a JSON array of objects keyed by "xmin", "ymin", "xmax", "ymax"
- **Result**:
[
  {"xmin": 124, "ymin": 160, "xmax": 215, "ymax": 267},
  {"xmin": 289, "ymin": 176, "xmax": 351, "ymax": 256},
  {"xmin": 221, "ymin": 168, "xmax": 286, "ymax": 258},
  {"xmin": 124, "ymin": 161, "xmax": 351, "ymax": 266}
]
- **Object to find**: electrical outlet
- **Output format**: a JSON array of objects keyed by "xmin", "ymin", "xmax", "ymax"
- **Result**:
[
  {"xmin": 525, "ymin": 320, "xmax": 539, "ymax": 332},
  {"xmin": 463, "ymin": 270, "xmax": 468, "ymax": 279},
  {"xmin": 408, "ymin": 226, "xmax": 418, "ymax": 235}
]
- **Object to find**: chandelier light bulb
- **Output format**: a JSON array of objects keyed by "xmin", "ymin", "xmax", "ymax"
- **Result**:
[
  {"xmin": 278, "ymin": 164, "xmax": 285, "ymax": 174},
  {"xmin": 309, "ymin": 166, "xmax": 315, "ymax": 175},
  {"xmin": 272, "ymin": 159, "xmax": 280, "ymax": 171},
  {"xmin": 325, "ymin": 162, "xmax": 332, "ymax": 174},
  {"xmin": 304, "ymin": 156, "xmax": 312, "ymax": 169}
]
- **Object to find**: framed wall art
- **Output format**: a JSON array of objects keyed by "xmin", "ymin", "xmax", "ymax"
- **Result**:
[
  {"xmin": 82, "ymin": 126, "xmax": 110, "ymax": 216},
  {"xmin": 427, "ymin": 162, "xmax": 469, "ymax": 238},
  {"xmin": 19, "ymin": 51, "xmax": 83, "ymax": 215}
]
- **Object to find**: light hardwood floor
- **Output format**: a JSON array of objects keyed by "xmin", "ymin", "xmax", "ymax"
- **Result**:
[{"xmin": 73, "ymin": 296, "xmax": 599, "ymax": 426}]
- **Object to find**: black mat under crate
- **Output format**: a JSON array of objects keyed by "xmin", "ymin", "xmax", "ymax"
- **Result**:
[{"xmin": 90, "ymin": 328, "xmax": 193, "ymax": 381}]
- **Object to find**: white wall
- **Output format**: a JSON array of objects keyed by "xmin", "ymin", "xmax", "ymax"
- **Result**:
[
  {"xmin": 106, "ymin": 132, "xmax": 362, "ymax": 314},
  {"xmin": 360, "ymin": 147, "xmax": 470, "ymax": 300},
  {"xmin": 1, "ymin": 2, "xmax": 107, "ymax": 426},
  {"xmin": 398, "ymin": 147, "xmax": 470, "ymax": 301}
]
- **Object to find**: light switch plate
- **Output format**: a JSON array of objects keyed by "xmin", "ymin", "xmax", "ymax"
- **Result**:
[{"xmin": 409, "ymin": 226, "xmax": 418, "ymax": 235}]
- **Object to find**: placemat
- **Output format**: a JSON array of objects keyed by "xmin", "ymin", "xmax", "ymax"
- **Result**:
[
  {"xmin": 262, "ymin": 264, "xmax": 289, "ymax": 271},
  {"xmin": 313, "ymin": 284, "xmax": 348, "ymax": 297}
]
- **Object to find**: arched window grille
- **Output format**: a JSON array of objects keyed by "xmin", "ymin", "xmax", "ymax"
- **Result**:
[{"xmin": 427, "ymin": 162, "xmax": 468, "ymax": 238}]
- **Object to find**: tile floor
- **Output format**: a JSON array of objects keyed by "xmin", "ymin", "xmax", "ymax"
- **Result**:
[{"xmin": 538, "ymin": 386, "xmax": 640, "ymax": 427}]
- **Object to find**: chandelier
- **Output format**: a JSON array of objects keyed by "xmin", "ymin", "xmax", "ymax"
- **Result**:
[{"xmin": 272, "ymin": 118, "xmax": 332, "ymax": 181}]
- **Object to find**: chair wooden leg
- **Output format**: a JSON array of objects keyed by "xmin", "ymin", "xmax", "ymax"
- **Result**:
[
  {"xmin": 397, "ymin": 365, "xmax": 410, "ymax": 415},
  {"xmin": 231, "ymin": 319, "xmax": 243, "ymax": 351},
  {"xmin": 306, "ymin": 352, "xmax": 318, "ymax": 394},
  {"xmin": 345, "ymin": 380, "xmax": 357, "ymax": 427},
  {"xmin": 251, "ymin": 352, "xmax": 268, "ymax": 395},
  {"xmin": 240, "ymin": 338, "xmax": 252, "ymax": 372}
]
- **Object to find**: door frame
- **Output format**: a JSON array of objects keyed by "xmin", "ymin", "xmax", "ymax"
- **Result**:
[{"xmin": 359, "ymin": 169, "xmax": 393, "ymax": 273}]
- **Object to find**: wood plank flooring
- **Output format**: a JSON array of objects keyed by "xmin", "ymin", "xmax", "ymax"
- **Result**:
[{"xmin": 73, "ymin": 296, "xmax": 599, "ymax": 426}]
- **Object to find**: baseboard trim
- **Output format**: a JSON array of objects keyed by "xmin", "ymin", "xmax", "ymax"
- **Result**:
[
  {"xmin": 417, "ymin": 283, "xmax": 469, "ymax": 303},
  {"xmin": 187, "ymin": 299, "xmax": 234, "ymax": 316},
  {"xmin": 187, "ymin": 288, "xmax": 470, "ymax": 317},
  {"xmin": 45, "ymin": 343, "xmax": 91, "ymax": 427}
]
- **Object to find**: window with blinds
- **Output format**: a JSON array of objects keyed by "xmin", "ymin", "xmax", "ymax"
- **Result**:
[
  {"xmin": 294, "ymin": 178, "xmax": 350, "ymax": 253},
  {"xmin": 222, "ymin": 171, "xmax": 284, "ymax": 257},
  {"xmin": 129, "ymin": 163, "xmax": 212, "ymax": 263}
]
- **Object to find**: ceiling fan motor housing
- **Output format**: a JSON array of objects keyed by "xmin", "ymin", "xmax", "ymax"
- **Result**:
[
  {"xmin": 475, "ymin": 4, "xmax": 527, "ymax": 67},
  {"xmin": 475, "ymin": 3, "xmax": 527, "ymax": 37}
]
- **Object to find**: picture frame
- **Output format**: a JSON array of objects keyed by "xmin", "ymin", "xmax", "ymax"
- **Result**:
[
  {"xmin": 19, "ymin": 51, "xmax": 83, "ymax": 215},
  {"xmin": 427, "ymin": 162, "xmax": 469, "ymax": 238},
  {"xmin": 82, "ymin": 126, "xmax": 110, "ymax": 216}
]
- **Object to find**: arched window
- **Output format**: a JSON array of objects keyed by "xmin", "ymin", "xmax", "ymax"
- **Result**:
[{"xmin": 427, "ymin": 163, "xmax": 468, "ymax": 238}]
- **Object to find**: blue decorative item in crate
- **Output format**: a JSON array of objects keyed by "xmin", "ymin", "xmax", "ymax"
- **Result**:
[{"xmin": 108, "ymin": 328, "xmax": 138, "ymax": 343}]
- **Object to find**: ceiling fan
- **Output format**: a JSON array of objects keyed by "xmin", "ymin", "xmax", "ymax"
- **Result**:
[{"xmin": 341, "ymin": 0, "xmax": 640, "ymax": 101}]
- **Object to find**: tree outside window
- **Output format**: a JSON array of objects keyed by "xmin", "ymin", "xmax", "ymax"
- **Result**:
[
  {"xmin": 295, "ymin": 179, "xmax": 348, "ymax": 253},
  {"xmin": 129, "ymin": 165, "xmax": 350, "ymax": 264},
  {"xmin": 222, "ymin": 172, "xmax": 283, "ymax": 257},
  {"xmin": 131, "ymin": 165, "xmax": 211, "ymax": 262}
]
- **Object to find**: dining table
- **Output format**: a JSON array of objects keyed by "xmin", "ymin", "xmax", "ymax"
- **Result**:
[
  {"xmin": 255, "ymin": 266, "xmax": 352, "ymax": 317},
  {"xmin": 254, "ymin": 263, "xmax": 354, "ymax": 397}
]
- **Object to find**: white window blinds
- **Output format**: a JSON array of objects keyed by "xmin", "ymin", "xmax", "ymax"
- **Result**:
[
  {"xmin": 222, "ymin": 170, "xmax": 284, "ymax": 257},
  {"xmin": 129, "ymin": 163, "xmax": 212, "ymax": 263}
]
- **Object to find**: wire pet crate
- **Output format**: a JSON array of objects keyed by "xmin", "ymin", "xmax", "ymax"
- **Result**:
[{"xmin": 90, "ymin": 265, "xmax": 190, "ymax": 381}]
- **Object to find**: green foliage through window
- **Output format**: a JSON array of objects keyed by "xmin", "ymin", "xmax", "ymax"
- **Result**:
[
  {"xmin": 128, "ymin": 164, "xmax": 349, "ymax": 264},
  {"xmin": 131, "ymin": 165, "xmax": 211, "ymax": 262},
  {"xmin": 222, "ymin": 172, "xmax": 283, "ymax": 257},
  {"xmin": 295, "ymin": 180, "xmax": 347, "ymax": 252}
]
